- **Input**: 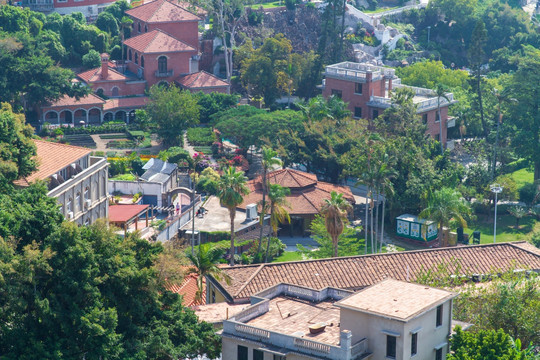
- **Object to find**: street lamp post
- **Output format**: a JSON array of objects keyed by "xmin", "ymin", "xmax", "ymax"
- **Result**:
[
  {"xmin": 427, "ymin": 26, "xmax": 431, "ymax": 44},
  {"xmin": 490, "ymin": 183, "xmax": 503, "ymax": 243}
]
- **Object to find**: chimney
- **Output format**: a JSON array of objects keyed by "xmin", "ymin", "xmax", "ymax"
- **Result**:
[{"xmin": 101, "ymin": 53, "xmax": 109, "ymax": 80}]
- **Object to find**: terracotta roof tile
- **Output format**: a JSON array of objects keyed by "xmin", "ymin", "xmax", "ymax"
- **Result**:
[
  {"xmin": 126, "ymin": 0, "xmax": 201, "ymax": 23},
  {"xmin": 14, "ymin": 140, "xmax": 92, "ymax": 187},
  {"xmin": 239, "ymin": 168, "xmax": 355, "ymax": 215},
  {"xmin": 216, "ymin": 242, "xmax": 540, "ymax": 301},
  {"xmin": 103, "ymin": 96, "xmax": 149, "ymax": 111},
  {"xmin": 123, "ymin": 29, "xmax": 195, "ymax": 54},
  {"xmin": 77, "ymin": 66, "xmax": 130, "ymax": 83},
  {"xmin": 44, "ymin": 94, "xmax": 106, "ymax": 109},
  {"xmin": 166, "ymin": 272, "xmax": 205, "ymax": 307},
  {"xmin": 176, "ymin": 71, "xmax": 229, "ymax": 89}
]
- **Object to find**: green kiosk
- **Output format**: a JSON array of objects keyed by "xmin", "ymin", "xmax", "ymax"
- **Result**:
[{"xmin": 395, "ymin": 214, "xmax": 438, "ymax": 244}]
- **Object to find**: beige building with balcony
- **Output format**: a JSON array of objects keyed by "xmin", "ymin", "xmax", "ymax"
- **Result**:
[
  {"xmin": 15, "ymin": 140, "xmax": 109, "ymax": 225},
  {"xmin": 221, "ymin": 279, "xmax": 457, "ymax": 360}
]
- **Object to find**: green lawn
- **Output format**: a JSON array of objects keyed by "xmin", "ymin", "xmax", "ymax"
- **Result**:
[
  {"xmin": 509, "ymin": 167, "xmax": 534, "ymax": 189},
  {"xmin": 247, "ymin": 1, "xmax": 284, "ymax": 9},
  {"xmin": 363, "ymin": 6, "xmax": 399, "ymax": 13},
  {"xmin": 465, "ymin": 214, "xmax": 540, "ymax": 244},
  {"xmin": 273, "ymin": 251, "xmax": 306, "ymax": 262}
]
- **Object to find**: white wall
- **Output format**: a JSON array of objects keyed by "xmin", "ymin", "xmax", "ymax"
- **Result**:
[{"xmin": 108, "ymin": 180, "xmax": 164, "ymax": 207}]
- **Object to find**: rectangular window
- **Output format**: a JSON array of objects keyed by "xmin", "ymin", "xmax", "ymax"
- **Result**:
[
  {"xmin": 273, "ymin": 355, "xmax": 286, "ymax": 360},
  {"xmin": 435, "ymin": 348, "xmax": 442, "ymax": 360},
  {"xmin": 237, "ymin": 345, "xmax": 248, "ymax": 360},
  {"xmin": 354, "ymin": 107, "xmax": 362, "ymax": 118},
  {"xmin": 373, "ymin": 109, "xmax": 379, "ymax": 118},
  {"xmin": 253, "ymin": 349, "xmax": 264, "ymax": 360},
  {"xmin": 411, "ymin": 333, "xmax": 418, "ymax": 356},
  {"xmin": 386, "ymin": 335, "xmax": 397, "ymax": 359},
  {"xmin": 211, "ymin": 290, "xmax": 216, "ymax": 303},
  {"xmin": 436, "ymin": 111, "xmax": 441, "ymax": 122},
  {"xmin": 422, "ymin": 113, "xmax": 428, "ymax": 124},
  {"xmin": 436, "ymin": 305, "xmax": 443, "ymax": 327},
  {"xmin": 355, "ymin": 82, "xmax": 363, "ymax": 94},
  {"xmin": 331, "ymin": 89, "xmax": 342, "ymax": 98}
]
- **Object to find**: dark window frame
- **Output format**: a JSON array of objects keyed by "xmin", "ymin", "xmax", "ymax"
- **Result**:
[
  {"xmin": 158, "ymin": 56, "xmax": 168, "ymax": 73},
  {"xmin": 253, "ymin": 349, "xmax": 264, "ymax": 360},
  {"xmin": 411, "ymin": 333, "xmax": 418, "ymax": 356},
  {"xmin": 436, "ymin": 305, "xmax": 443, "ymax": 327},
  {"xmin": 331, "ymin": 89, "xmax": 342, "ymax": 99},
  {"xmin": 355, "ymin": 82, "xmax": 363, "ymax": 94},
  {"xmin": 435, "ymin": 348, "xmax": 442, "ymax": 360},
  {"xmin": 386, "ymin": 335, "xmax": 397, "ymax": 359},
  {"xmin": 354, "ymin": 106, "xmax": 362, "ymax": 118},
  {"xmin": 237, "ymin": 345, "xmax": 248, "ymax": 360}
]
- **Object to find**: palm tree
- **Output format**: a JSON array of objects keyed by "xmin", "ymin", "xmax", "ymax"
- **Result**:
[
  {"xmin": 119, "ymin": 16, "xmax": 133, "ymax": 71},
  {"xmin": 491, "ymin": 88, "xmax": 517, "ymax": 180},
  {"xmin": 257, "ymin": 147, "xmax": 282, "ymax": 256},
  {"xmin": 187, "ymin": 243, "xmax": 231, "ymax": 302},
  {"xmin": 320, "ymin": 191, "xmax": 352, "ymax": 258},
  {"xmin": 508, "ymin": 206, "xmax": 527, "ymax": 229},
  {"xmin": 419, "ymin": 187, "xmax": 470, "ymax": 247},
  {"xmin": 434, "ymin": 84, "xmax": 451, "ymax": 155},
  {"xmin": 217, "ymin": 166, "xmax": 250, "ymax": 266},
  {"xmin": 373, "ymin": 153, "xmax": 397, "ymax": 253},
  {"xmin": 264, "ymin": 183, "xmax": 291, "ymax": 262}
]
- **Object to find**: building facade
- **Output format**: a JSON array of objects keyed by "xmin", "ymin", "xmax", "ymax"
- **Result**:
[
  {"xmin": 22, "ymin": 0, "xmax": 115, "ymax": 19},
  {"xmin": 322, "ymin": 62, "xmax": 456, "ymax": 147},
  {"xmin": 15, "ymin": 140, "xmax": 109, "ymax": 225},
  {"xmin": 221, "ymin": 279, "xmax": 457, "ymax": 360}
]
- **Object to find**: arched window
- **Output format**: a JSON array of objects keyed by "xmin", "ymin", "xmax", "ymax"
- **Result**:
[
  {"xmin": 111, "ymin": 87, "xmax": 119, "ymax": 97},
  {"xmin": 101, "ymin": 176, "xmax": 106, "ymax": 198},
  {"xmin": 138, "ymin": 22, "xmax": 141, "ymax": 32},
  {"xmin": 144, "ymin": 24, "xmax": 148, "ymax": 32},
  {"xmin": 158, "ymin": 56, "xmax": 167, "ymax": 73},
  {"xmin": 128, "ymin": 49, "xmax": 132, "ymax": 61},
  {"xmin": 84, "ymin": 187, "xmax": 90, "ymax": 202},
  {"xmin": 67, "ymin": 197, "xmax": 73, "ymax": 213},
  {"xmin": 135, "ymin": 53, "xmax": 138, "ymax": 64},
  {"xmin": 92, "ymin": 181, "xmax": 98, "ymax": 200},
  {"xmin": 140, "ymin": 55, "xmax": 144, "ymax": 68},
  {"xmin": 76, "ymin": 192, "xmax": 81, "ymax": 213}
]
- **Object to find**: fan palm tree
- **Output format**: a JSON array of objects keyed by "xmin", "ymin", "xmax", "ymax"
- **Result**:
[
  {"xmin": 508, "ymin": 206, "xmax": 527, "ymax": 229},
  {"xmin": 257, "ymin": 147, "xmax": 282, "ymax": 255},
  {"xmin": 320, "ymin": 191, "xmax": 352, "ymax": 258},
  {"xmin": 264, "ymin": 183, "xmax": 291, "ymax": 262},
  {"xmin": 187, "ymin": 243, "xmax": 231, "ymax": 302},
  {"xmin": 217, "ymin": 166, "xmax": 250, "ymax": 266},
  {"xmin": 434, "ymin": 84, "xmax": 451, "ymax": 155},
  {"xmin": 419, "ymin": 187, "xmax": 470, "ymax": 247}
]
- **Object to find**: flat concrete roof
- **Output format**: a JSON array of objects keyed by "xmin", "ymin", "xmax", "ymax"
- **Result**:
[
  {"xmin": 336, "ymin": 279, "xmax": 457, "ymax": 322},
  {"xmin": 245, "ymin": 296, "xmax": 342, "ymax": 346}
]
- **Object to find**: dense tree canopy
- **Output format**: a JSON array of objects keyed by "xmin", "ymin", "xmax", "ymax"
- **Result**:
[{"xmin": 0, "ymin": 187, "xmax": 220, "ymax": 359}]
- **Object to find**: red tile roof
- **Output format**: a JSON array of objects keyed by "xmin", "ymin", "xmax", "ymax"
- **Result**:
[
  {"xmin": 177, "ymin": 1, "xmax": 207, "ymax": 17},
  {"xmin": 167, "ymin": 273, "xmax": 205, "ymax": 307},
  {"xmin": 103, "ymin": 96, "xmax": 149, "ymax": 111},
  {"xmin": 123, "ymin": 29, "xmax": 195, "ymax": 54},
  {"xmin": 44, "ymin": 94, "xmax": 106, "ymax": 109},
  {"xmin": 78, "ymin": 66, "xmax": 130, "ymax": 83},
  {"xmin": 14, "ymin": 140, "xmax": 92, "ymax": 187},
  {"xmin": 212, "ymin": 242, "xmax": 540, "ymax": 301},
  {"xmin": 126, "ymin": 0, "xmax": 201, "ymax": 23},
  {"xmin": 239, "ymin": 168, "xmax": 355, "ymax": 215},
  {"xmin": 176, "ymin": 71, "xmax": 229, "ymax": 89},
  {"xmin": 109, "ymin": 204, "xmax": 150, "ymax": 223}
]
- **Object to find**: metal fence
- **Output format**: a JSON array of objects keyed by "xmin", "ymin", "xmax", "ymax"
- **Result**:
[{"xmin": 155, "ymin": 195, "xmax": 201, "ymax": 242}]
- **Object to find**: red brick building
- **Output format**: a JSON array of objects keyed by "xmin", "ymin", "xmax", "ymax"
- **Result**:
[
  {"xmin": 322, "ymin": 62, "xmax": 456, "ymax": 147},
  {"xmin": 39, "ymin": 0, "xmax": 230, "ymax": 126}
]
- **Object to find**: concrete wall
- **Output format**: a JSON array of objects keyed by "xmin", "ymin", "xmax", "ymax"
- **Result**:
[
  {"xmin": 108, "ymin": 180, "xmax": 164, "ymax": 208},
  {"xmin": 49, "ymin": 156, "xmax": 109, "ymax": 225},
  {"xmin": 222, "ymin": 338, "xmax": 315, "ymax": 360},
  {"xmin": 53, "ymin": 0, "xmax": 114, "ymax": 16}
]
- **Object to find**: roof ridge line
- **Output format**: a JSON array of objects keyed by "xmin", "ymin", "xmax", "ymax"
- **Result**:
[
  {"xmin": 234, "ymin": 264, "xmax": 265, "ymax": 297},
  {"xmin": 508, "ymin": 241, "xmax": 540, "ymax": 256}
]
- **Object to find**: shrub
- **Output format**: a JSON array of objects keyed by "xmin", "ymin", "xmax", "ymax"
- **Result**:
[
  {"xmin": 532, "ymin": 231, "xmax": 540, "ymax": 248},
  {"xmin": 519, "ymin": 182, "xmax": 539, "ymax": 205},
  {"xmin": 248, "ymin": 237, "xmax": 286, "ymax": 263},
  {"xmin": 82, "ymin": 49, "xmax": 101, "ymax": 69},
  {"xmin": 187, "ymin": 127, "xmax": 216, "ymax": 146}
]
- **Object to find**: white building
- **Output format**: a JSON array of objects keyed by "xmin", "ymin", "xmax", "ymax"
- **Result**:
[
  {"xmin": 221, "ymin": 279, "xmax": 458, "ymax": 360},
  {"xmin": 15, "ymin": 140, "xmax": 109, "ymax": 225}
]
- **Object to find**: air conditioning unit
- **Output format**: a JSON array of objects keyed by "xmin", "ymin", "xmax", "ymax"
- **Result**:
[
  {"xmin": 245, "ymin": 203, "xmax": 258, "ymax": 221},
  {"xmin": 67, "ymin": 211, "xmax": 74, "ymax": 220},
  {"xmin": 85, "ymin": 199, "xmax": 92, "ymax": 208}
]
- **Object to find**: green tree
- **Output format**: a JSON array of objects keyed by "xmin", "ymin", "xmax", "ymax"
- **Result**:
[
  {"xmin": 320, "ymin": 191, "xmax": 352, "ymax": 258},
  {"xmin": 257, "ymin": 147, "xmax": 283, "ymax": 256},
  {"xmin": 434, "ymin": 83, "xmax": 451, "ymax": 155},
  {"xmin": 196, "ymin": 91, "xmax": 239, "ymax": 123},
  {"xmin": 468, "ymin": 20, "xmax": 489, "ymax": 138},
  {"xmin": 419, "ymin": 187, "xmax": 470, "ymax": 246},
  {"xmin": 82, "ymin": 49, "xmax": 101, "ymax": 69},
  {"xmin": 506, "ymin": 46, "xmax": 540, "ymax": 181},
  {"xmin": 448, "ymin": 327, "xmax": 529, "ymax": 360},
  {"xmin": 298, "ymin": 215, "xmax": 360, "ymax": 258},
  {"xmin": 0, "ymin": 103, "xmax": 36, "ymax": 192},
  {"xmin": 373, "ymin": 153, "xmax": 397, "ymax": 253},
  {"xmin": 187, "ymin": 243, "xmax": 230, "ymax": 301},
  {"xmin": 265, "ymin": 183, "xmax": 291, "ymax": 262},
  {"xmin": 95, "ymin": 11, "xmax": 119, "ymax": 36},
  {"xmin": 146, "ymin": 85, "xmax": 200, "ymax": 146},
  {"xmin": 395, "ymin": 60, "xmax": 469, "ymax": 89},
  {"xmin": 508, "ymin": 206, "xmax": 527, "ymax": 229},
  {"xmin": 217, "ymin": 166, "xmax": 250, "ymax": 266}
]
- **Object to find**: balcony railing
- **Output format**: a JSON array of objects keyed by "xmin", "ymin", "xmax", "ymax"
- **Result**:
[
  {"xmin": 26, "ymin": 3, "xmax": 54, "ymax": 11},
  {"xmin": 155, "ymin": 69, "xmax": 174, "ymax": 78}
]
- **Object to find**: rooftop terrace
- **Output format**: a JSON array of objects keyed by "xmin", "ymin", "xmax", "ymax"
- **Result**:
[{"xmin": 325, "ymin": 61, "xmax": 396, "ymax": 83}]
